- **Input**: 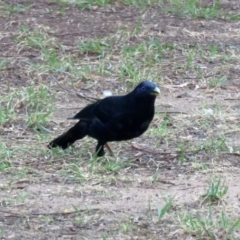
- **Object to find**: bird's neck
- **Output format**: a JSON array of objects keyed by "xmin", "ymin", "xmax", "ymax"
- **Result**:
[{"xmin": 137, "ymin": 96, "xmax": 156, "ymax": 106}]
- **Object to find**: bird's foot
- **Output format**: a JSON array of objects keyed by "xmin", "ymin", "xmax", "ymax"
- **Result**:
[{"xmin": 95, "ymin": 146, "xmax": 105, "ymax": 157}]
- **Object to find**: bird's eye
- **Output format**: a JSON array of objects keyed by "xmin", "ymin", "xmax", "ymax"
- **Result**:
[{"xmin": 141, "ymin": 86, "xmax": 146, "ymax": 92}]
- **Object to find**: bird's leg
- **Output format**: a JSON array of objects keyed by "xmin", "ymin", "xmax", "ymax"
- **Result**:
[
  {"xmin": 105, "ymin": 143, "xmax": 114, "ymax": 156},
  {"xmin": 95, "ymin": 141, "xmax": 105, "ymax": 157}
]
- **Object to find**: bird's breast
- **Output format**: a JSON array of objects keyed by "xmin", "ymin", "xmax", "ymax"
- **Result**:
[{"xmin": 140, "ymin": 120, "xmax": 151, "ymax": 130}]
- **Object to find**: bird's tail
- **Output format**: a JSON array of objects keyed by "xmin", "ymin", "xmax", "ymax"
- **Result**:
[{"xmin": 48, "ymin": 121, "xmax": 88, "ymax": 150}]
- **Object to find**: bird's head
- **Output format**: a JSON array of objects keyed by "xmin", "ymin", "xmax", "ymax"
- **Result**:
[{"xmin": 133, "ymin": 81, "xmax": 160, "ymax": 97}]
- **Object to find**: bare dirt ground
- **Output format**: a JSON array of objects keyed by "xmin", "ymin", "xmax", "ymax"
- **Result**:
[{"xmin": 0, "ymin": 0, "xmax": 240, "ymax": 239}]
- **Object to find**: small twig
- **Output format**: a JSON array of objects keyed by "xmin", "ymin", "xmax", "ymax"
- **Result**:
[
  {"xmin": 131, "ymin": 144, "xmax": 199, "ymax": 156},
  {"xmin": 49, "ymin": 75, "xmax": 98, "ymax": 102},
  {"xmin": 158, "ymin": 111, "xmax": 187, "ymax": 114},
  {"xmin": 0, "ymin": 208, "xmax": 123, "ymax": 219},
  {"xmin": 132, "ymin": 143, "xmax": 178, "ymax": 155},
  {"xmin": 221, "ymin": 152, "xmax": 240, "ymax": 157},
  {"xmin": 224, "ymin": 98, "xmax": 240, "ymax": 100},
  {"xmin": 0, "ymin": 209, "xmax": 95, "ymax": 218},
  {"xmin": 53, "ymin": 29, "xmax": 112, "ymax": 37},
  {"xmin": 157, "ymin": 179, "xmax": 176, "ymax": 185},
  {"xmin": 177, "ymin": 185, "xmax": 205, "ymax": 190},
  {"xmin": 132, "ymin": 143, "xmax": 159, "ymax": 154}
]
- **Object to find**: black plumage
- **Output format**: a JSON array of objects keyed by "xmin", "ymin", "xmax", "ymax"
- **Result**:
[{"xmin": 48, "ymin": 81, "xmax": 160, "ymax": 156}]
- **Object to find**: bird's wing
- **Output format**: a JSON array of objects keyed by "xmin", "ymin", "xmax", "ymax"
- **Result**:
[
  {"xmin": 94, "ymin": 96, "xmax": 131, "ymax": 123},
  {"xmin": 70, "ymin": 101, "xmax": 99, "ymax": 119},
  {"xmin": 88, "ymin": 109, "xmax": 149, "ymax": 142},
  {"xmin": 70, "ymin": 95, "xmax": 131, "ymax": 122}
]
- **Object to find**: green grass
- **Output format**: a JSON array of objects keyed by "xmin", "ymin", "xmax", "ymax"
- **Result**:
[
  {"xmin": 201, "ymin": 177, "xmax": 228, "ymax": 203},
  {"xmin": 53, "ymin": 0, "xmax": 114, "ymax": 10},
  {"xmin": 15, "ymin": 26, "xmax": 58, "ymax": 50},
  {"xmin": 121, "ymin": 0, "xmax": 163, "ymax": 8},
  {"xmin": 157, "ymin": 196, "xmax": 174, "ymax": 219},
  {"xmin": 51, "ymin": 0, "xmax": 240, "ymax": 22},
  {"xmin": 198, "ymin": 136, "xmax": 228, "ymax": 154},
  {"xmin": 78, "ymin": 39, "xmax": 111, "ymax": 55},
  {"xmin": 119, "ymin": 218, "xmax": 136, "ymax": 233},
  {"xmin": 3, "ymin": 3, "xmax": 30, "ymax": 15},
  {"xmin": 208, "ymin": 76, "xmax": 228, "ymax": 88},
  {"xmin": 76, "ymin": 0, "xmax": 113, "ymax": 9},
  {"xmin": 180, "ymin": 210, "xmax": 240, "ymax": 239},
  {"xmin": 150, "ymin": 114, "xmax": 172, "ymax": 137},
  {"xmin": 164, "ymin": 0, "xmax": 222, "ymax": 19},
  {"xmin": 0, "ymin": 85, "xmax": 55, "ymax": 128}
]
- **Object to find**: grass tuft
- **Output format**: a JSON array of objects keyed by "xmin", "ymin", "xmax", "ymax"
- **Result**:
[{"xmin": 201, "ymin": 177, "xmax": 228, "ymax": 204}]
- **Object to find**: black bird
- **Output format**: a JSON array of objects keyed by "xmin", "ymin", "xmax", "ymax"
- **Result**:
[{"xmin": 48, "ymin": 81, "xmax": 160, "ymax": 156}]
